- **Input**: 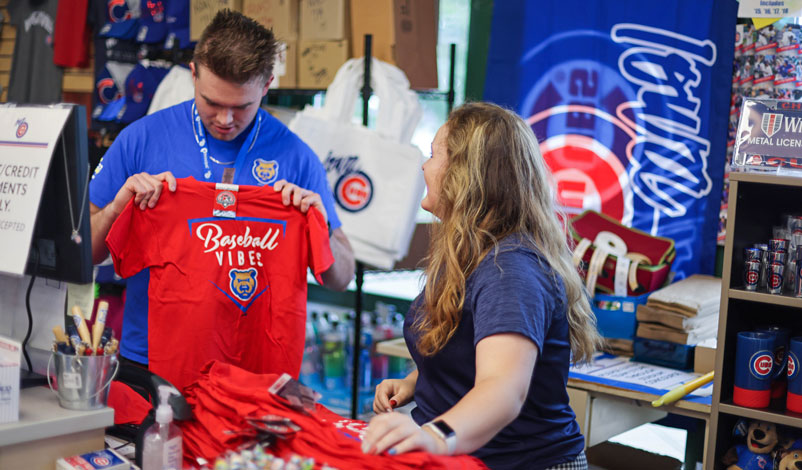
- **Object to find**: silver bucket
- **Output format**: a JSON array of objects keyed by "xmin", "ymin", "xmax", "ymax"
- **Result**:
[{"xmin": 47, "ymin": 352, "xmax": 119, "ymax": 410}]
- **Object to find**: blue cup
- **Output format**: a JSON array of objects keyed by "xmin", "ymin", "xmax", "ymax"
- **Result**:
[
  {"xmin": 756, "ymin": 326, "xmax": 791, "ymax": 399},
  {"xmin": 787, "ymin": 337, "xmax": 802, "ymax": 413},
  {"xmin": 733, "ymin": 331, "xmax": 774, "ymax": 408}
]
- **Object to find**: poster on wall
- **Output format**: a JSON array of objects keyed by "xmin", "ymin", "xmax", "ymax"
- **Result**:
[{"xmin": 483, "ymin": 0, "xmax": 737, "ymax": 279}]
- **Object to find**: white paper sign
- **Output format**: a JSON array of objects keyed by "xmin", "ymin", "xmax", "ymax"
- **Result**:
[
  {"xmin": 738, "ymin": 0, "xmax": 802, "ymax": 18},
  {"xmin": 0, "ymin": 335, "xmax": 21, "ymax": 423},
  {"xmin": 0, "ymin": 106, "xmax": 72, "ymax": 276}
]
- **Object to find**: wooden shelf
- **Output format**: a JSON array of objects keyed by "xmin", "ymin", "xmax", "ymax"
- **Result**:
[
  {"xmin": 718, "ymin": 403, "xmax": 802, "ymax": 428},
  {"xmin": 729, "ymin": 171, "xmax": 802, "ymax": 187},
  {"xmin": 728, "ymin": 289, "xmax": 802, "ymax": 308}
]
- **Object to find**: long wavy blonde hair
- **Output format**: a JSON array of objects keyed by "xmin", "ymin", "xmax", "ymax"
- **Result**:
[{"xmin": 414, "ymin": 102, "xmax": 602, "ymax": 364}]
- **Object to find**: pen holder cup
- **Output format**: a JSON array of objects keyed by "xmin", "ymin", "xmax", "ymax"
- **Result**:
[{"xmin": 47, "ymin": 352, "xmax": 119, "ymax": 410}]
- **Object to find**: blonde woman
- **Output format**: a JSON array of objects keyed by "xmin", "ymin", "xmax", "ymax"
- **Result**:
[{"xmin": 362, "ymin": 102, "xmax": 602, "ymax": 470}]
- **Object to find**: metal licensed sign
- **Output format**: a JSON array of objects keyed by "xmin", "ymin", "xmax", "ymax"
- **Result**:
[{"xmin": 734, "ymin": 99, "xmax": 802, "ymax": 174}]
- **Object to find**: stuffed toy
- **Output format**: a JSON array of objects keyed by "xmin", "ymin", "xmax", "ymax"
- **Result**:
[
  {"xmin": 721, "ymin": 420, "xmax": 779, "ymax": 470},
  {"xmin": 775, "ymin": 437, "xmax": 802, "ymax": 470}
]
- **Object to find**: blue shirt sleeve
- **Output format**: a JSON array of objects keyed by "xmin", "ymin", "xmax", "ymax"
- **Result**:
[
  {"xmin": 470, "ymin": 249, "xmax": 560, "ymax": 353},
  {"xmin": 89, "ymin": 126, "xmax": 139, "ymax": 209}
]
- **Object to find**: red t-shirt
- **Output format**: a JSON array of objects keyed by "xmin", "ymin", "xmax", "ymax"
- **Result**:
[
  {"xmin": 180, "ymin": 361, "xmax": 488, "ymax": 470},
  {"xmin": 106, "ymin": 177, "xmax": 334, "ymax": 392}
]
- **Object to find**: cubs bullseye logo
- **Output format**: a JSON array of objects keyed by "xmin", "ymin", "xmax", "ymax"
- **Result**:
[
  {"xmin": 92, "ymin": 456, "xmax": 111, "ymax": 466},
  {"xmin": 771, "ymin": 273, "xmax": 783, "ymax": 289},
  {"xmin": 788, "ymin": 352, "xmax": 798, "ymax": 379},
  {"xmin": 747, "ymin": 270, "xmax": 759, "ymax": 285},
  {"xmin": 335, "ymin": 171, "xmax": 373, "ymax": 212},
  {"xmin": 15, "ymin": 118, "xmax": 28, "ymax": 138},
  {"xmin": 751, "ymin": 351, "xmax": 774, "ymax": 379}
]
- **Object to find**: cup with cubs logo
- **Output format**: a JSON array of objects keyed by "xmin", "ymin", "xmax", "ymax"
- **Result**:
[
  {"xmin": 786, "ymin": 336, "xmax": 802, "ymax": 413},
  {"xmin": 734, "ymin": 331, "xmax": 775, "ymax": 408}
]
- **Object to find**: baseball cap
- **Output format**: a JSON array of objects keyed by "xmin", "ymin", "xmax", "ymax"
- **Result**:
[
  {"xmin": 92, "ymin": 62, "xmax": 135, "ymax": 120},
  {"xmin": 164, "ymin": 0, "xmax": 193, "ymax": 49},
  {"xmin": 136, "ymin": 0, "xmax": 168, "ymax": 43},
  {"xmin": 99, "ymin": 0, "xmax": 141, "ymax": 40},
  {"xmin": 98, "ymin": 64, "xmax": 170, "ymax": 123}
]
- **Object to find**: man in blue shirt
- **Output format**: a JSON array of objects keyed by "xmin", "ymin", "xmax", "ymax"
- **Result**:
[{"xmin": 89, "ymin": 10, "xmax": 355, "ymax": 367}]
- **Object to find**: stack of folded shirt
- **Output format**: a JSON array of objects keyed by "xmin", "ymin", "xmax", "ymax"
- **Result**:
[{"xmin": 635, "ymin": 275, "xmax": 721, "ymax": 345}]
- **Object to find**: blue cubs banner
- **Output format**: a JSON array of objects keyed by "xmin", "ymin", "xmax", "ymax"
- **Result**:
[{"xmin": 484, "ymin": 0, "xmax": 737, "ymax": 279}]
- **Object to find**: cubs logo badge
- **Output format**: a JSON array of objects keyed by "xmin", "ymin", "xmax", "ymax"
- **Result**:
[
  {"xmin": 750, "ymin": 351, "xmax": 774, "ymax": 379},
  {"xmin": 229, "ymin": 268, "xmax": 257, "ymax": 302},
  {"xmin": 15, "ymin": 118, "xmax": 28, "ymax": 138},
  {"xmin": 335, "ymin": 171, "xmax": 373, "ymax": 212},
  {"xmin": 788, "ymin": 352, "xmax": 798, "ymax": 379},
  {"xmin": 252, "ymin": 159, "xmax": 279, "ymax": 185},
  {"xmin": 92, "ymin": 456, "xmax": 111, "ymax": 466},
  {"xmin": 216, "ymin": 190, "xmax": 236, "ymax": 208}
]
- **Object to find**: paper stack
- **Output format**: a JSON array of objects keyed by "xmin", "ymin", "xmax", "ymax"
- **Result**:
[{"xmin": 635, "ymin": 275, "xmax": 721, "ymax": 345}]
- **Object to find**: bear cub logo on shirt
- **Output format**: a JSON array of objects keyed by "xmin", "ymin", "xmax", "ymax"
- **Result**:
[
  {"xmin": 252, "ymin": 158, "xmax": 279, "ymax": 185},
  {"xmin": 229, "ymin": 268, "xmax": 258, "ymax": 301}
]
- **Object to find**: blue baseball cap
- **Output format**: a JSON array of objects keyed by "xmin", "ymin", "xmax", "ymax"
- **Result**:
[
  {"xmin": 93, "ymin": 66, "xmax": 122, "ymax": 120},
  {"xmin": 98, "ymin": 64, "xmax": 170, "ymax": 123},
  {"xmin": 164, "ymin": 0, "xmax": 193, "ymax": 49},
  {"xmin": 136, "ymin": 0, "xmax": 168, "ymax": 43},
  {"xmin": 100, "ymin": 0, "xmax": 141, "ymax": 40}
]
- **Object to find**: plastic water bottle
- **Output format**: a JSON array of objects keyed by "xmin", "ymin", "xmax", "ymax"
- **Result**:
[{"xmin": 322, "ymin": 317, "xmax": 346, "ymax": 391}]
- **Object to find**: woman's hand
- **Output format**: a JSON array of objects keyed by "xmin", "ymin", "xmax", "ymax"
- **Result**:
[
  {"xmin": 362, "ymin": 412, "xmax": 447, "ymax": 456},
  {"xmin": 373, "ymin": 376, "xmax": 415, "ymax": 414}
]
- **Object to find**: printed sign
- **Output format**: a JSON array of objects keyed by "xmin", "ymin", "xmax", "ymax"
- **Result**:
[
  {"xmin": 738, "ymin": 0, "xmax": 802, "ymax": 18},
  {"xmin": 734, "ymin": 99, "xmax": 802, "ymax": 172},
  {"xmin": 483, "ymin": 0, "xmax": 736, "ymax": 279},
  {"xmin": 0, "ymin": 106, "xmax": 71, "ymax": 276}
]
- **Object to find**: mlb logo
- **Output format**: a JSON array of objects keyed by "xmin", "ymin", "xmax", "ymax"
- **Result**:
[{"xmin": 761, "ymin": 113, "xmax": 783, "ymax": 137}]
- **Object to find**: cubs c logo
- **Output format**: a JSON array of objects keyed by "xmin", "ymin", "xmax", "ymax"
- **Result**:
[
  {"xmin": 15, "ymin": 119, "xmax": 28, "ymax": 138},
  {"xmin": 335, "ymin": 171, "xmax": 373, "ymax": 212},
  {"xmin": 97, "ymin": 77, "xmax": 120, "ymax": 104},
  {"xmin": 229, "ymin": 268, "xmax": 257, "ymax": 302},
  {"xmin": 751, "ymin": 351, "xmax": 774, "ymax": 379},
  {"xmin": 216, "ymin": 190, "xmax": 236, "ymax": 208},
  {"xmin": 771, "ymin": 273, "xmax": 783, "ymax": 289},
  {"xmin": 108, "ymin": 0, "xmax": 132, "ymax": 22},
  {"xmin": 92, "ymin": 456, "xmax": 111, "ymax": 466},
  {"xmin": 252, "ymin": 158, "xmax": 279, "ymax": 185},
  {"xmin": 788, "ymin": 352, "xmax": 798, "ymax": 379}
]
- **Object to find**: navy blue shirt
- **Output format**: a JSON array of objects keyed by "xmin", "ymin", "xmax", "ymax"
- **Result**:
[{"xmin": 405, "ymin": 237, "xmax": 584, "ymax": 470}]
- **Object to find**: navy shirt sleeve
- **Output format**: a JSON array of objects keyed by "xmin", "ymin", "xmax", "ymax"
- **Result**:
[{"xmin": 470, "ymin": 249, "xmax": 558, "ymax": 353}]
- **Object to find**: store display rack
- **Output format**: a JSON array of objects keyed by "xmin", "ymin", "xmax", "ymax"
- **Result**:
[{"xmin": 707, "ymin": 172, "xmax": 802, "ymax": 468}]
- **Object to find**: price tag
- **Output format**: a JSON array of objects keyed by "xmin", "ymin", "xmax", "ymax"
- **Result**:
[{"xmin": 62, "ymin": 372, "xmax": 82, "ymax": 389}]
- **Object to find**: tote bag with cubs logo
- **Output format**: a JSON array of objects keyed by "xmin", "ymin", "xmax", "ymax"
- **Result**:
[{"xmin": 289, "ymin": 58, "xmax": 425, "ymax": 270}]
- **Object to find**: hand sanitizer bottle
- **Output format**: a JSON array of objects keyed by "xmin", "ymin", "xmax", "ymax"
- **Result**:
[{"xmin": 142, "ymin": 385, "xmax": 183, "ymax": 470}]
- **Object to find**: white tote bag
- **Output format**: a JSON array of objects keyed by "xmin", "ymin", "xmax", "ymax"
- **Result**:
[{"xmin": 289, "ymin": 58, "xmax": 425, "ymax": 270}]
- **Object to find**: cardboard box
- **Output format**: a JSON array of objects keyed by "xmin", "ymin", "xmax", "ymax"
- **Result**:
[
  {"xmin": 297, "ymin": 39, "xmax": 348, "ymax": 89},
  {"xmin": 271, "ymin": 40, "xmax": 298, "ymax": 88},
  {"xmin": 350, "ymin": 0, "xmax": 439, "ymax": 90},
  {"xmin": 190, "ymin": 0, "xmax": 243, "ymax": 41},
  {"xmin": 243, "ymin": 0, "xmax": 299, "ymax": 41},
  {"xmin": 694, "ymin": 343, "xmax": 716, "ymax": 374},
  {"xmin": 300, "ymin": 0, "xmax": 348, "ymax": 40}
]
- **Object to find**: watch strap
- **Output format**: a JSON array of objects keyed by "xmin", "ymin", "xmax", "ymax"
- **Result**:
[{"xmin": 423, "ymin": 420, "xmax": 457, "ymax": 455}]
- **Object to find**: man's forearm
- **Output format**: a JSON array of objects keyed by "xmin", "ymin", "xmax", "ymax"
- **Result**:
[
  {"xmin": 90, "ymin": 203, "xmax": 121, "ymax": 264},
  {"xmin": 320, "ymin": 228, "xmax": 355, "ymax": 291}
]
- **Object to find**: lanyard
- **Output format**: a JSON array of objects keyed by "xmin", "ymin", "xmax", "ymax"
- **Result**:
[{"xmin": 191, "ymin": 100, "xmax": 262, "ymax": 181}]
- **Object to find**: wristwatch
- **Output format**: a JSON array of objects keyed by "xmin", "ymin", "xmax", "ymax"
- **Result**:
[{"xmin": 423, "ymin": 420, "xmax": 457, "ymax": 455}]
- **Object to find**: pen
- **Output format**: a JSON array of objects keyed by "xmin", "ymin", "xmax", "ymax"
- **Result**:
[{"xmin": 651, "ymin": 371, "xmax": 714, "ymax": 407}]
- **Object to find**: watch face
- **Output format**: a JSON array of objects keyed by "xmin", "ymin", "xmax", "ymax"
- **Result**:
[{"xmin": 432, "ymin": 420, "xmax": 455, "ymax": 438}]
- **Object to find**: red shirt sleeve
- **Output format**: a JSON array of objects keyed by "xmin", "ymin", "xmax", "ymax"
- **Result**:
[
  {"xmin": 53, "ymin": 0, "xmax": 90, "ymax": 67},
  {"xmin": 105, "ymin": 197, "xmax": 163, "ymax": 278},
  {"xmin": 306, "ymin": 207, "xmax": 334, "ymax": 283}
]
